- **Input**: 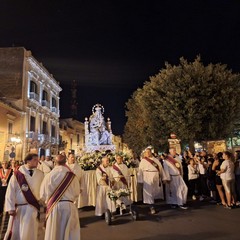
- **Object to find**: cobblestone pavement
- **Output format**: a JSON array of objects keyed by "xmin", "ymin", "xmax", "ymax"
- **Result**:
[{"xmin": 1, "ymin": 201, "xmax": 240, "ymax": 240}]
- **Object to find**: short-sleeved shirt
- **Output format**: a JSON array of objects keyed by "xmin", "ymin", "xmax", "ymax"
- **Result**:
[{"xmin": 220, "ymin": 160, "xmax": 235, "ymax": 181}]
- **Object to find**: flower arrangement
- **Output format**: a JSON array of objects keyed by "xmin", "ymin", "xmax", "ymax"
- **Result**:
[
  {"xmin": 77, "ymin": 151, "xmax": 102, "ymax": 171},
  {"xmin": 77, "ymin": 150, "xmax": 138, "ymax": 170},
  {"xmin": 107, "ymin": 188, "xmax": 131, "ymax": 201},
  {"xmin": 116, "ymin": 152, "xmax": 138, "ymax": 168}
]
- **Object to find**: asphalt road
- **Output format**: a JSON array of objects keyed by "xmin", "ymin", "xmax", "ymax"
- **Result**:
[{"xmin": 40, "ymin": 200, "xmax": 239, "ymax": 240}]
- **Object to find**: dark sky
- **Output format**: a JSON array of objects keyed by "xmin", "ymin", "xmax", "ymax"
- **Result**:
[{"xmin": 1, "ymin": 0, "xmax": 240, "ymax": 135}]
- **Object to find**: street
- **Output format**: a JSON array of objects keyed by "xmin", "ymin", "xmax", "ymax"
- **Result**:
[
  {"xmin": 1, "ymin": 200, "xmax": 239, "ymax": 240},
  {"xmin": 39, "ymin": 200, "xmax": 239, "ymax": 240}
]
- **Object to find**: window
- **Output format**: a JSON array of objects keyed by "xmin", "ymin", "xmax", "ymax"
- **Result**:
[
  {"xmin": 51, "ymin": 125, "xmax": 56, "ymax": 137},
  {"xmin": 8, "ymin": 122, "xmax": 13, "ymax": 134},
  {"xmin": 42, "ymin": 90, "xmax": 48, "ymax": 101},
  {"xmin": 42, "ymin": 121, "xmax": 48, "ymax": 134},
  {"xmin": 52, "ymin": 97, "xmax": 57, "ymax": 107},
  {"xmin": 30, "ymin": 81, "xmax": 37, "ymax": 93},
  {"xmin": 77, "ymin": 134, "xmax": 80, "ymax": 145},
  {"xmin": 30, "ymin": 116, "xmax": 35, "ymax": 132}
]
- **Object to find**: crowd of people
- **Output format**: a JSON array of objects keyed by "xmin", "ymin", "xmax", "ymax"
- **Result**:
[
  {"xmin": 182, "ymin": 149, "xmax": 240, "ymax": 209},
  {"xmin": 0, "ymin": 147, "xmax": 240, "ymax": 240}
]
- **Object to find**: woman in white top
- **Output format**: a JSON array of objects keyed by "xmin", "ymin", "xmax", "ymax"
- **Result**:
[
  {"xmin": 188, "ymin": 159, "xmax": 200, "ymax": 200},
  {"xmin": 217, "ymin": 151, "xmax": 236, "ymax": 208}
]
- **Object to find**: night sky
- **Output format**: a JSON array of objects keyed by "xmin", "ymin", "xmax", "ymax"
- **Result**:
[{"xmin": 1, "ymin": 0, "xmax": 240, "ymax": 135}]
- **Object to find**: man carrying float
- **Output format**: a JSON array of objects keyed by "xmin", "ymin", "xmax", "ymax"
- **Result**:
[
  {"xmin": 95, "ymin": 156, "xmax": 115, "ymax": 216},
  {"xmin": 111, "ymin": 154, "xmax": 131, "ymax": 213}
]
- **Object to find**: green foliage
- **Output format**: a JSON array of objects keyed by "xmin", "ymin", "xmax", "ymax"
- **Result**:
[{"xmin": 124, "ymin": 56, "xmax": 240, "ymax": 154}]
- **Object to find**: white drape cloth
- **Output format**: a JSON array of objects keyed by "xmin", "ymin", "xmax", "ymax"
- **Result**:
[
  {"xmin": 40, "ymin": 165, "xmax": 80, "ymax": 240},
  {"xmin": 4, "ymin": 165, "xmax": 44, "ymax": 240},
  {"xmin": 78, "ymin": 170, "xmax": 97, "ymax": 208}
]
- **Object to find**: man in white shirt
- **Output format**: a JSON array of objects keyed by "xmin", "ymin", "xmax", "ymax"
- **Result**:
[
  {"xmin": 163, "ymin": 148, "xmax": 188, "ymax": 209},
  {"xmin": 4, "ymin": 153, "xmax": 44, "ymax": 240},
  {"xmin": 112, "ymin": 154, "xmax": 130, "ymax": 213},
  {"xmin": 95, "ymin": 156, "xmax": 115, "ymax": 216},
  {"xmin": 40, "ymin": 154, "xmax": 80, "ymax": 240},
  {"xmin": 66, "ymin": 153, "xmax": 83, "ymax": 208},
  {"xmin": 138, "ymin": 147, "xmax": 167, "ymax": 214},
  {"xmin": 38, "ymin": 155, "xmax": 54, "ymax": 176}
]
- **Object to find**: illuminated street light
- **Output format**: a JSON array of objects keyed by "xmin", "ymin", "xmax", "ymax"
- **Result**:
[{"xmin": 10, "ymin": 136, "xmax": 22, "ymax": 144}]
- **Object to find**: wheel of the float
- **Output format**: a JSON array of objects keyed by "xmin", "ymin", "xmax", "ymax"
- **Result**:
[
  {"xmin": 105, "ymin": 209, "xmax": 112, "ymax": 225},
  {"xmin": 131, "ymin": 206, "xmax": 139, "ymax": 221}
]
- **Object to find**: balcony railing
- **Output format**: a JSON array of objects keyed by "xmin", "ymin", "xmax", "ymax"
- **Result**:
[
  {"xmin": 38, "ymin": 134, "xmax": 50, "ymax": 143},
  {"xmin": 51, "ymin": 137, "xmax": 57, "ymax": 144},
  {"xmin": 29, "ymin": 92, "xmax": 39, "ymax": 102},
  {"xmin": 26, "ymin": 131, "xmax": 38, "ymax": 140},
  {"xmin": 51, "ymin": 107, "xmax": 59, "ymax": 114},
  {"xmin": 42, "ymin": 100, "xmax": 50, "ymax": 108}
]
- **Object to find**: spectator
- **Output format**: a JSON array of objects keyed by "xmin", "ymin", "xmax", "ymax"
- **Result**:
[
  {"xmin": 217, "ymin": 151, "xmax": 236, "ymax": 209},
  {"xmin": 212, "ymin": 152, "xmax": 226, "ymax": 206},
  {"xmin": 234, "ymin": 151, "xmax": 240, "ymax": 205},
  {"xmin": 188, "ymin": 158, "xmax": 200, "ymax": 200},
  {"xmin": 207, "ymin": 157, "xmax": 217, "ymax": 203}
]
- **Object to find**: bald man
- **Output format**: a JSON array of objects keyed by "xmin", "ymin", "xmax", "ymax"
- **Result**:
[
  {"xmin": 40, "ymin": 154, "xmax": 81, "ymax": 240},
  {"xmin": 95, "ymin": 156, "xmax": 115, "ymax": 216}
]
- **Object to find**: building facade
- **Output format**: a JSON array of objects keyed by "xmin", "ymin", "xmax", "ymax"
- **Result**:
[
  {"xmin": 0, "ymin": 101, "xmax": 23, "ymax": 161},
  {"xmin": 59, "ymin": 118, "xmax": 85, "ymax": 156},
  {"xmin": 0, "ymin": 47, "xmax": 62, "ymax": 159}
]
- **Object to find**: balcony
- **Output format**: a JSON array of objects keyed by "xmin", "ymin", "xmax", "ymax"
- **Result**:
[
  {"xmin": 42, "ymin": 100, "xmax": 50, "ymax": 108},
  {"xmin": 29, "ymin": 92, "xmax": 39, "ymax": 102},
  {"xmin": 38, "ymin": 133, "xmax": 50, "ymax": 143},
  {"xmin": 26, "ymin": 131, "xmax": 38, "ymax": 141},
  {"xmin": 51, "ymin": 106, "xmax": 59, "ymax": 114},
  {"xmin": 51, "ymin": 137, "xmax": 57, "ymax": 144}
]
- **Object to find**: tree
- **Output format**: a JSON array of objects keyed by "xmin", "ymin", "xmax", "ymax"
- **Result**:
[{"xmin": 124, "ymin": 56, "xmax": 240, "ymax": 153}]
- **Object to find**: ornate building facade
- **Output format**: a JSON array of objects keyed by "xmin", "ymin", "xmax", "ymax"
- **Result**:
[
  {"xmin": 0, "ymin": 47, "xmax": 62, "ymax": 159},
  {"xmin": 59, "ymin": 118, "xmax": 85, "ymax": 156}
]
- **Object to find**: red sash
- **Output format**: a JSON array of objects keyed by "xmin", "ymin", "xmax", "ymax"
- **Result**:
[
  {"xmin": 46, "ymin": 171, "xmax": 75, "ymax": 220},
  {"xmin": 112, "ymin": 164, "xmax": 128, "ymax": 187},
  {"xmin": 0, "ymin": 168, "xmax": 12, "ymax": 182},
  {"xmin": 14, "ymin": 170, "xmax": 40, "ymax": 218},
  {"xmin": 98, "ymin": 166, "xmax": 109, "ymax": 185},
  {"xmin": 144, "ymin": 157, "xmax": 160, "ymax": 172},
  {"xmin": 167, "ymin": 155, "xmax": 181, "ymax": 174}
]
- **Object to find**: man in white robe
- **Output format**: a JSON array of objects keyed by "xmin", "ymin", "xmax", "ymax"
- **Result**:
[
  {"xmin": 95, "ymin": 156, "xmax": 115, "ymax": 216},
  {"xmin": 138, "ymin": 148, "xmax": 167, "ymax": 214},
  {"xmin": 111, "ymin": 155, "xmax": 131, "ymax": 212},
  {"xmin": 40, "ymin": 154, "xmax": 80, "ymax": 240},
  {"xmin": 4, "ymin": 153, "xmax": 44, "ymax": 240},
  {"xmin": 66, "ymin": 153, "xmax": 83, "ymax": 208},
  {"xmin": 163, "ymin": 148, "xmax": 188, "ymax": 209},
  {"xmin": 38, "ymin": 155, "xmax": 54, "ymax": 176}
]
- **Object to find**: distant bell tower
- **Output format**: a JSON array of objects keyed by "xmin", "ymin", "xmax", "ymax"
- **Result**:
[{"xmin": 70, "ymin": 80, "xmax": 78, "ymax": 119}]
